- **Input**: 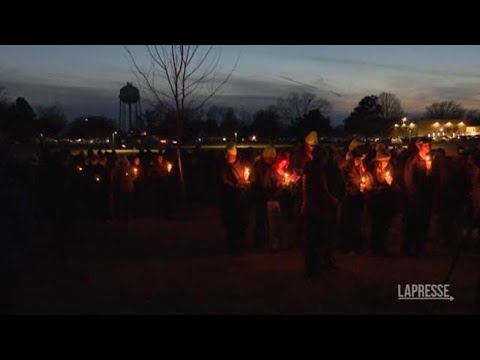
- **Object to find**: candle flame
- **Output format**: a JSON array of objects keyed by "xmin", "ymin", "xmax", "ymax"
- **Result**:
[
  {"xmin": 125, "ymin": 172, "xmax": 129, "ymax": 176},
  {"xmin": 167, "ymin": 163, "xmax": 172, "ymax": 173},
  {"xmin": 95, "ymin": 176, "xmax": 100, "ymax": 182},
  {"xmin": 133, "ymin": 167, "xmax": 138, "ymax": 175},
  {"xmin": 386, "ymin": 171, "xmax": 390, "ymax": 177},
  {"xmin": 244, "ymin": 167, "xmax": 250, "ymax": 181},
  {"xmin": 361, "ymin": 176, "xmax": 366, "ymax": 184},
  {"xmin": 78, "ymin": 166, "xmax": 83, "ymax": 171}
]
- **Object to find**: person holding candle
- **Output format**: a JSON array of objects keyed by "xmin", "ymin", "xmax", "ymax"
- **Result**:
[
  {"xmin": 339, "ymin": 145, "xmax": 373, "ymax": 254},
  {"xmin": 220, "ymin": 143, "xmax": 250, "ymax": 256},
  {"xmin": 131, "ymin": 156, "xmax": 146, "ymax": 218},
  {"xmin": 251, "ymin": 146, "xmax": 276, "ymax": 251},
  {"xmin": 403, "ymin": 137, "xmax": 433, "ymax": 257},
  {"xmin": 369, "ymin": 145, "xmax": 396, "ymax": 256},
  {"xmin": 290, "ymin": 131, "xmax": 319, "ymax": 250},
  {"xmin": 112, "ymin": 156, "xmax": 134, "ymax": 222},
  {"xmin": 264, "ymin": 150, "xmax": 292, "ymax": 252}
]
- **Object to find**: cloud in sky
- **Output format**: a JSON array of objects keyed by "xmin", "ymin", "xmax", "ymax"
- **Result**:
[{"xmin": 3, "ymin": 45, "xmax": 480, "ymax": 125}]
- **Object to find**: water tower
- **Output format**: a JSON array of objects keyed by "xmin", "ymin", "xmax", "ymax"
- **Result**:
[{"xmin": 118, "ymin": 82, "xmax": 141, "ymax": 133}]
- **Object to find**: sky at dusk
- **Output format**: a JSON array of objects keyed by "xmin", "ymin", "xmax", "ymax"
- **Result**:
[{"xmin": 1, "ymin": 45, "xmax": 480, "ymax": 125}]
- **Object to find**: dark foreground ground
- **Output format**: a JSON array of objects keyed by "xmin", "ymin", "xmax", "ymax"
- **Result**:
[{"xmin": 16, "ymin": 206, "xmax": 480, "ymax": 315}]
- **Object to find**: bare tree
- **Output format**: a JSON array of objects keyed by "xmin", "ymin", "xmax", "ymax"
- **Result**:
[
  {"xmin": 125, "ymin": 45, "xmax": 238, "ymax": 202},
  {"xmin": 378, "ymin": 92, "xmax": 404, "ymax": 121},
  {"xmin": 425, "ymin": 100, "xmax": 465, "ymax": 119},
  {"xmin": 276, "ymin": 91, "xmax": 331, "ymax": 125}
]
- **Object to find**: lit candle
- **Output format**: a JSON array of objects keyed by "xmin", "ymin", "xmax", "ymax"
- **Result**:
[
  {"xmin": 425, "ymin": 155, "xmax": 432, "ymax": 173},
  {"xmin": 125, "ymin": 172, "xmax": 129, "ymax": 176},
  {"xmin": 133, "ymin": 167, "xmax": 138, "ymax": 176},
  {"xmin": 78, "ymin": 166, "xmax": 83, "ymax": 172},
  {"xmin": 360, "ymin": 175, "xmax": 366, "ymax": 192},
  {"xmin": 385, "ymin": 170, "xmax": 393, "ymax": 185},
  {"xmin": 284, "ymin": 172, "xmax": 290, "ymax": 185},
  {"xmin": 244, "ymin": 167, "xmax": 250, "ymax": 182},
  {"xmin": 95, "ymin": 176, "xmax": 100, "ymax": 182},
  {"xmin": 167, "ymin": 163, "xmax": 172, "ymax": 173}
]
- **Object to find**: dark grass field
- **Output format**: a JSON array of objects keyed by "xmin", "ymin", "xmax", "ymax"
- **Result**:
[{"xmin": 16, "ymin": 206, "xmax": 480, "ymax": 315}]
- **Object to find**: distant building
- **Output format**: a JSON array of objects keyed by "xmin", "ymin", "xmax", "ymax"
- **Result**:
[{"xmin": 392, "ymin": 119, "xmax": 469, "ymax": 139}]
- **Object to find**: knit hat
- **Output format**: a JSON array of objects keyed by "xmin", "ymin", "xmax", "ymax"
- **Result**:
[
  {"xmin": 375, "ymin": 147, "xmax": 391, "ymax": 161},
  {"xmin": 225, "ymin": 142, "xmax": 237, "ymax": 156},
  {"xmin": 262, "ymin": 146, "xmax": 276, "ymax": 159},
  {"xmin": 348, "ymin": 138, "xmax": 363, "ymax": 152},
  {"xmin": 305, "ymin": 131, "xmax": 319, "ymax": 146}
]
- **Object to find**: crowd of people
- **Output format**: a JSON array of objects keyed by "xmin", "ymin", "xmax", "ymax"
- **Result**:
[
  {"xmin": 2, "ymin": 128, "xmax": 480, "ymax": 313},
  {"xmin": 219, "ymin": 131, "xmax": 480, "ymax": 279}
]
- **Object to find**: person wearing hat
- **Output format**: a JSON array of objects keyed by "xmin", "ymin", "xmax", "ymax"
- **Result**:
[
  {"xmin": 251, "ymin": 146, "xmax": 276, "ymax": 251},
  {"xmin": 290, "ymin": 131, "xmax": 319, "ymax": 250},
  {"xmin": 301, "ymin": 145, "xmax": 342, "ymax": 276},
  {"xmin": 403, "ymin": 136, "xmax": 433, "ymax": 256},
  {"xmin": 369, "ymin": 145, "xmax": 396, "ymax": 256},
  {"xmin": 339, "ymin": 144, "xmax": 373, "ymax": 254},
  {"xmin": 220, "ymin": 143, "xmax": 251, "ymax": 256},
  {"xmin": 263, "ymin": 149, "xmax": 294, "ymax": 252}
]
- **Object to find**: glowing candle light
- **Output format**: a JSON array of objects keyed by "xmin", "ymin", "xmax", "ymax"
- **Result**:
[
  {"xmin": 425, "ymin": 155, "xmax": 432, "ymax": 173},
  {"xmin": 167, "ymin": 163, "xmax": 172, "ymax": 173},
  {"xmin": 244, "ymin": 167, "xmax": 250, "ymax": 182},
  {"xmin": 133, "ymin": 167, "xmax": 138, "ymax": 176},
  {"xmin": 95, "ymin": 176, "xmax": 100, "ymax": 182},
  {"xmin": 284, "ymin": 172, "xmax": 290, "ymax": 185},
  {"xmin": 360, "ymin": 175, "xmax": 366, "ymax": 192},
  {"xmin": 78, "ymin": 166, "xmax": 83, "ymax": 172}
]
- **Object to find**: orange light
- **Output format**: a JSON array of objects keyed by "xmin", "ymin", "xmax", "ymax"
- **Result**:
[
  {"xmin": 167, "ymin": 163, "xmax": 172, "ymax": 173},
  {"xmin": 385, "ymin": 171, "xmax": 390, "ymax": 178},
  {"xmin": 361, "ymin": 176, "xmax": 366, "ymax": 184},
  {"xmin": 95, "ymin": 176, "xmax": 100, "ymax": 182},
  {"xmin": 244, "ymin": 167, "xmax": 250, "ymax": 181},
  {"xmin": 284, "ymin": 172, "xmax": 290, "ymax": 185},
  {"xmin": 125, "ymin": 172, "xmax": 129, "ymax": 176},
  {"xmin": 426, "ymin": 155, "xmax": 431, "ymax": 162},
  {"xmin": 133, "ymin": 167, "xmax": 138, "ymax": 175}
]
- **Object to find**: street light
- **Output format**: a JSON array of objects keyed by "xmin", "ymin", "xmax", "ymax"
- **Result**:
[
  {"xmin": 234, "ymin": 132, "xmax": 238, "ymax": 143},
  {"xmin": 408, "ymin": 123, "xmax": 416, "ymax": 140},
  {"xmin": 112, "ymin": 131, "xmax": 117, "ymax": 150}
]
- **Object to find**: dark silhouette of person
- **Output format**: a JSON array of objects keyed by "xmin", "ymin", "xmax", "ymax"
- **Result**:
[
  {"xmin": 369, "ymin": 145, "xmax": 396, "ymax": 256},
  {"xmin": 219, "ymin": 143, "xmax": 250, "ymax": 256},
  {"xmin": 403, "ymin": 137, "xmax": 433, "ymax": 256},
  {"xmin": 0, "ymin": 131, "xmax": 34, "ymax": 314},
  {"xmin": 301, "ymin": 146, "xmax": 341, "ymax": 276}
]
